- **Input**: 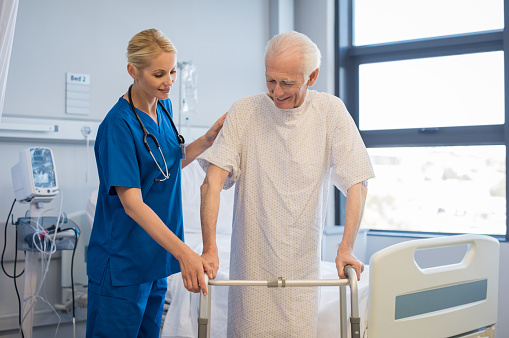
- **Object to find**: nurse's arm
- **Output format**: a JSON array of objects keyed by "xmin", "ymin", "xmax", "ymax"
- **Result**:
[
  {"xmin": 115, "ymin": 186, "xmax": 212, "ymax": 295},
  {"xmin": 181, "ymin": 113, "xmax": 227, "ymax": 168},
  {"xmin": 200, "ymin": 164, "xmax": 229, "ymax": 279},
  {"xmin": 335, "ymin": 181, "xmax": 368, "ymax": 281}
]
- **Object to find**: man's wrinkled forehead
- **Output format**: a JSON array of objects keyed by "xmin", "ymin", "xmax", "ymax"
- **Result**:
[
  {"xmin": 265, "ymin": 72, "xmax": 298, "ymax": 84},
  {"xmin": 265, "ymin": 53, "xmax": 305, "ymax": 81}
]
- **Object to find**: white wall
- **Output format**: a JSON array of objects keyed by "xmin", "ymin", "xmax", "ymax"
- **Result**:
[
  {"xmin": 496, "ymin": 241, "xmax": 509, "ymax": 335},
  {"xmin": 4, "ymin": 0, "xmax": 268, "ymax": 127},
  {"xmin": 295, "ymin": 0, "xmax": 335, "ymax": 95}
]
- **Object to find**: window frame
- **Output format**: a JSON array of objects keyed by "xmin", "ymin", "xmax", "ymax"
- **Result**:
[{"xmin": 334, "ymin": 0, "xmax": 509, "ymax": 240}]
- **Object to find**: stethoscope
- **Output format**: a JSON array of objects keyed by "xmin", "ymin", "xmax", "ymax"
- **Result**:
[{"xmin": 128, "ymin": 85, "xmax": 186, "ymax": 183}]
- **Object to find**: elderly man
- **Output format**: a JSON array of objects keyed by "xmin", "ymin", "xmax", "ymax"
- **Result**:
[{"xmin": 199, "ymin": 31, "xmax": 374, "ymax": 337}]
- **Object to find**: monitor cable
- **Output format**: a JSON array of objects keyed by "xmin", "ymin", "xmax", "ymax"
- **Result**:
[{"xmin": 1, "ymin": 198, "xmax": 26, "ymax": 338}]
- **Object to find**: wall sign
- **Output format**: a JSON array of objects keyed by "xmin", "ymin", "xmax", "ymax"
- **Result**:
[{"xmin": 66, "ymin": 72, "xmax": 90, "ymax": 115}]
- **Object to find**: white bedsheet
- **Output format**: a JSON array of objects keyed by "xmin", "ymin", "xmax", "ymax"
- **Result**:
[{"xmin": 161, "ymin": 233, "xmax": 369, "ymax": 338}]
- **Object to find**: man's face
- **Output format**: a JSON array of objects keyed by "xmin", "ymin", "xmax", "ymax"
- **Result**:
[{"xmin": 265, "ymin": 53, "xmax": 317, "ymax": 109}]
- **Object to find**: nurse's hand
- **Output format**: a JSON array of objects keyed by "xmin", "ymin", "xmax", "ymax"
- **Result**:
[
  {"xmin": 203, "ymin": 113, "xmax": 227, "ymax": 147},
  {"xmin": 178, "ymin": 248, "xmax": 213, "ymax": 296},
  {"xmin": 335, "ymin": 244, "xmax": 364, "ymax": 281}
]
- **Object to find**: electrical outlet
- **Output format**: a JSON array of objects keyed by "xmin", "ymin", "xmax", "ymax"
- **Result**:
[{"xmin": 81, "ymin": 126, "xmax": 91, "ymax": 137}]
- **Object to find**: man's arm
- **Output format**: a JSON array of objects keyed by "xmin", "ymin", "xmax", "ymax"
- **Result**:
[
  {"xmin": 335, "ymin": 181, "xmax": 368, "ymax": 280},
  {"xmin": 200, "ymin": 164, "xmax": 230, "ymax": 279}
]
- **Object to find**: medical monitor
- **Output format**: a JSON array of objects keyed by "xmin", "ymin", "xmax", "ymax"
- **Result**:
[{"xmin": 11, "ymin": 147, "xmax": 59, "ymax": 203}]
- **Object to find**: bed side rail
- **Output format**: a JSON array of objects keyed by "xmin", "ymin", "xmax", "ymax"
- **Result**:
[{"xmin": 198, "ymin": 265, "xmax": 360, "ymax": 338}]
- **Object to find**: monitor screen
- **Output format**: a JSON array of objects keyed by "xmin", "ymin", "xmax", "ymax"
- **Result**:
[{"xmin": 30, "ymin": 148, "xmax": 57, "ymax": 188}]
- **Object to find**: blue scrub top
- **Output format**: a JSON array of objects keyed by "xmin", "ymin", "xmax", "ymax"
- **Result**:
[{"xmin": 88, "ymin": 96, "xmax": 183, "ymax": 286}]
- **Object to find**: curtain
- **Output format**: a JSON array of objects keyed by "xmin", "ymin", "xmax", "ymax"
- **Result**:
[{"xmin": 0, "ymin": 0, "xmax": 19, "ymax": 123}]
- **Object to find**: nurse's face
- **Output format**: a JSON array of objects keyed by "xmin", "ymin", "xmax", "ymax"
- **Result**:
[
  {"xmin": 135, "ymin": 52, "xmax": 177, "ymax": 101},
  {"xmin": 265, "ymin": 52, "xmax": 318, "ymax": 109}
]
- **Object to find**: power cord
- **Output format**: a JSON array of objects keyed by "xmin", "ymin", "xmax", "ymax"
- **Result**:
[
  {"xmin": 53, "ymin": 225, "xmax": 80, "ymax": 338},
  {"xmin": 1, "ymin": 199, "xmax": 23, "ymax": 277},
  {"xmin": 3, "ymin": 193, "xmax": 78, "ymax": 338},
  {"xmin": 1, "ymin": 199, "xmax": 26, "ymax": 338},
  {"xmin": 18, "ymin": 190, "xmax": 64, "ymax": 337},
  {"xmin": 71, "ymin": 228, "xmax": 78, "ymax": 338},
  {"xmin": 53, "ymin": 224, "xmax": 80, "ymax": 338}
]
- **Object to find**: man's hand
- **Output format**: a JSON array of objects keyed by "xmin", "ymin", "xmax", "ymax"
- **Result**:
[
  {"xmin": 335, "ymin": 244, "xmax": 364, "ymax": 281},
  {"xmin": 178, "ymin": 247, "xmax": 213, "ymax": 296},
  {"xmin": 202, "ymin": 249, "xmax": 219, "ymax": 279}
]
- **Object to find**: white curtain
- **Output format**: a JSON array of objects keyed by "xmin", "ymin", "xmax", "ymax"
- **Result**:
[{"xmin": 0, "ymin": 0, "xmax": 19, "ymax": 123}]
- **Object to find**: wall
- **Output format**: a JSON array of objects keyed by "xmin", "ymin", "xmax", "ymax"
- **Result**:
[
  {"xmin": 4, "ymin": 0, "xmax": 268, "ymax": 128},
  {"xmin": 295, "ymin": 0, "xmax": 335, "ymax": 95},
  {"xmin": 0, "ymin": 1, "xmax": 268, "ymax": 337},
  {"xmin": 497, "ymin": 242, "xmax": 509, "ymax": 335}
]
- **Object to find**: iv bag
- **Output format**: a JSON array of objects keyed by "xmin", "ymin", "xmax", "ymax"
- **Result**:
[{"xmin": 181, "ymin": 62, "xmax": 198, "ymax": 117}]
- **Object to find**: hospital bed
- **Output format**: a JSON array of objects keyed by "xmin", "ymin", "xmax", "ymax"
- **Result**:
[{"xmin": 160, "ymin": 160, "xmax": 499, "ymax": 337}]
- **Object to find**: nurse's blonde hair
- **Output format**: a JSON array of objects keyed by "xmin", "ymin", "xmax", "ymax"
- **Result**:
[
  {"xmin": 265, "ymin": 30, "xmax": 321, "ymax": 77},
  {"xmin": 127, "ymin": 28, "xmax": 177, "ymax": 71}
]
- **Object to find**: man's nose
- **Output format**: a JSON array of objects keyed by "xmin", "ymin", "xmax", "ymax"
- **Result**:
[{"xmin": 274, "ymin": 83, "xmax": 284, "ymax": 97}]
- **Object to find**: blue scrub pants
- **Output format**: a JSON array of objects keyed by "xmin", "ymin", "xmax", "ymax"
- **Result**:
[{"xmin": 86, "ymin": 261, "xmax": 168, "ymax": 338}]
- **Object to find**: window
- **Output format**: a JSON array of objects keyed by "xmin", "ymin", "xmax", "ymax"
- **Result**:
[
  {"xmin": 354, "ymin": 0, "xmax": 503, "ymax": 46},
  {"xmin": 359, "ymin": 52, "xmax": 504, "ymax": 130},
  {"xmin": 336, "ymin": 0, "xmax": 507, "ymax": 238},
  {"xmin": 365, "ymin": 146, "xmax": 506, "ymax": 235}
]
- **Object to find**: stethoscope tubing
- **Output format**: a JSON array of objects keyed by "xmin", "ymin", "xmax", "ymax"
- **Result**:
[{"xmin": 127, "ymin": 85, "xmax": 185, "ymax": 182}]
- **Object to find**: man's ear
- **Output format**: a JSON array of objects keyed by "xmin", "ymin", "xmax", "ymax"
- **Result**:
[{"xmin": 307, "ymin": 68, "xmax": 319, "ymax": 86}]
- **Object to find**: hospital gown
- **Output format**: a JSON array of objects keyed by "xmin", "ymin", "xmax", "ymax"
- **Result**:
[{"xmin": 200, "ymin": 90, "xmax": 374, "ymax": 337}]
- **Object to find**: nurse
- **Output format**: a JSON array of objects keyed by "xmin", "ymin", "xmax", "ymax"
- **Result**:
[{"xmin": 86, "ymin": 28, "xmax": 225, "ymax": 337}]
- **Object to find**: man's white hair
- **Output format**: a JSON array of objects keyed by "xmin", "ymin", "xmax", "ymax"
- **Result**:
[{"xmin": 265, "ymin": 31, "xmax": 321, "ymax": 77}]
